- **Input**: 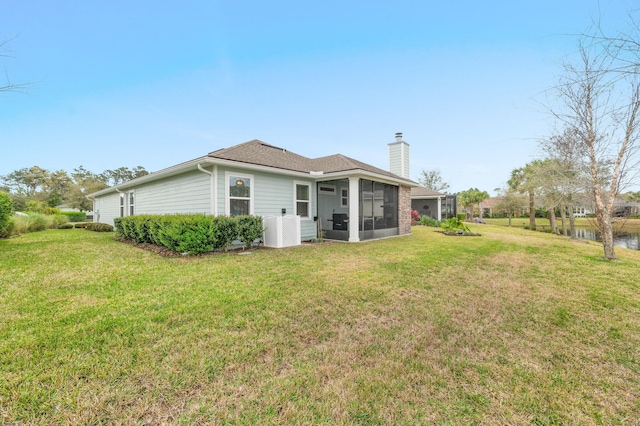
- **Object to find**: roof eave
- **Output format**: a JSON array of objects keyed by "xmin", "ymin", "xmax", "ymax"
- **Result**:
[{"xmin": 88, "ymin": 158, "xmax": 419, "ymax": 199}]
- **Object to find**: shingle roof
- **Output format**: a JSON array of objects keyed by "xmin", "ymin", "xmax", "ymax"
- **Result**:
[
  {"xmin": 209, "ymin": 139, "xmax": 415, "ymax": 184},
  {"xmin": 208, "ymin": 140, "xmax": 315, "ymax": 172},
  {"xmin": 411, "ymin": 186, "xmax": 446, "ymax": 197}
]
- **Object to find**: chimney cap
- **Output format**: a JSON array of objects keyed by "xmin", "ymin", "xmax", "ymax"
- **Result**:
[{"xmin": 395, "ymin": 132, "xmax": 403, "ymax": 141}]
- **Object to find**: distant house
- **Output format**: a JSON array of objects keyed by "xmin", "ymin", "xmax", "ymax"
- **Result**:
[
  {"xmin": 88, "ymin": 134, "xmax": 418, "ymax": 243},
  {"xmin": 55, "ymin": 203, "xmax": 94, "ymax": 219},
  {"xmin": 410, "ymin": 187, "xmax": 453, "ymax": 220}
]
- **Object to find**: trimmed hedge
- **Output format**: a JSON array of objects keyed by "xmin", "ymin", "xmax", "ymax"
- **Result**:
[
  {"xmin": 85, "ymin": 222, "xmax": 114, "ymax": 232},
  {"xmin": 115, "ymin": 214, "xmax": 263, "ymax": 255},
  {"xmin": 237, "ymin": 215, "xmax": 265, "ymax": 249},
  {"xmin": 61, "ymin": 211, "xmax": 87, "ymax": 222}
]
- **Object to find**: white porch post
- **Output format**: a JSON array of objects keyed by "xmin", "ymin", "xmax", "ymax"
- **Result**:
[
  {"xmin": 437, "ymin": 196, "xmax": 442, "ymax": 221},
  {"xmin": 348, "ymin": 177, "xmax": 360, "ymax": 242}
]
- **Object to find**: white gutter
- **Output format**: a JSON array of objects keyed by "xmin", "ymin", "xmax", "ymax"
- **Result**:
[
  {"xmin": 197, "ymin": 163, "xmax": 217, "ymax": 216},
  {"xmin": 88, "ymin": 156, "xmax": 418, "ymax": 199}
]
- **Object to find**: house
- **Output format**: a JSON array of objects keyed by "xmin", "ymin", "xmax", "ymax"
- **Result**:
[
  {"xmin": 55, "ymin": 203, "xmax": 94, "ymax": 220},
  {"xmin": 410, "ymin": 187, "xmax": 453, "ymax": 220},
  {"xmin": 88, "ymin": 133, "xmax": 418, "ymax": 243}
]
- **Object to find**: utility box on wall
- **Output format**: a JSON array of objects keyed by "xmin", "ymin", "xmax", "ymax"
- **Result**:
[{"xmin": 263, "ymin": 215, "xmax": 301, "ymax": 248}]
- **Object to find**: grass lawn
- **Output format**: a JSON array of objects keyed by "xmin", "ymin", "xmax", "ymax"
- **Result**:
[
  {"xmin": 484, "ymin": 217, "xmax": 640, "ymax": 234},
  {"xmin": 1, "ymin": 225, "xmax": 639, "ymax": 424}
]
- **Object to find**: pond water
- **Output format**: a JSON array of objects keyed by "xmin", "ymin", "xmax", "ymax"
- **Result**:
[{"xmin": 574, "ymin": 227, "xmax": 640, "ymax": 250}]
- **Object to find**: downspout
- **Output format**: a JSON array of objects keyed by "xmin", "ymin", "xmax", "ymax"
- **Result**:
[{"xmin": 197, "ymin": 164, "xmax": 217, "ymax": 216}]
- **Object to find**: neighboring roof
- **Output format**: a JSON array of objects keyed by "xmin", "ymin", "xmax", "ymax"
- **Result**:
[{"xmin": 411, "ymin": 186, "xmax": 447, "ymax": 198}]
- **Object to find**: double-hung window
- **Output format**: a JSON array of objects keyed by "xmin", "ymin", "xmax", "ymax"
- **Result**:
[
  {"xmin": 119, "ymin": 194, "xmax": 125, "ymax": 217},
  {"xmin": 227, "ymin": 172, "xmax": 254, "ymax": 216},
  {"xmin": 294, "ymin": 181, "xmax": 311, "ymax": 219},
  {"xmin": 128, "ymin": 192, "xmax": 135, "ymax": 216}
]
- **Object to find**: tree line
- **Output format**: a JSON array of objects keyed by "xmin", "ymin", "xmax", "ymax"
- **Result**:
[{"xmin": 0, "ymin": 165, "xmax": 149, "ymax": 212}]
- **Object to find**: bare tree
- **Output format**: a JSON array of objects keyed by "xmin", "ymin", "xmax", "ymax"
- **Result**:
[
  {"xmin": 0, "ymin": 37, "xmax": 28, "ymax": 93},
  {"xmin": 550, "ymin": 34, "xmax": 640, "ymax": 259},
  {"xmin": 494, "ymin": 187, "xmax": 526, "ymax": 227},
  {"xmin": 417, "ymin": 169, "xmax": 450, "ymax": 192},
  {"xmin": 540, "ymin": 127, "xmax": 591, "ymax": 238}
]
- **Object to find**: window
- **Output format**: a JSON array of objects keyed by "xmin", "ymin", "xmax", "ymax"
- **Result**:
[
  {"xmin": 341, "ymin": 188, "xmax": 348, "ymax": 208},
  {"xmin": 119, "ymin": 194, "xmax": 124, "ymax": 217},
  {"xmin": 226, "ymin": 172, "xmax": 254, "ymax": 216},
  {"xmin": 128, "ymin": 192, "xmax": 135, "ymax": 216},
  {"xmin": 295, "ymin": 181, "xmax": 311, "ymax": 218},
  {"xmin": 318, "ymin": 184, "xmax": 336, "ymax": 195}
]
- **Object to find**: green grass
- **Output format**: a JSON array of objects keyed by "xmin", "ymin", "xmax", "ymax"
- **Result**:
[
  {"xmin": 485, "ymin": 216, "xmax": 640, "ymax": 233},
  {"xmin": 1, "ymin": 226, "xmax": 640, "ymax": 424}
]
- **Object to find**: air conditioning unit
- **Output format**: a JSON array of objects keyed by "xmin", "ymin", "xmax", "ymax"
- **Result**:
[{"xmin": 263, "ymin": 215, "xmax": 301, "ymax": 248}]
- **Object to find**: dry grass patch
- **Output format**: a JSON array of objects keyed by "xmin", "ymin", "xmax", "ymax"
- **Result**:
[{"xmin": 1, "ymin": 227, "xmax": 640, "ymax": 424}]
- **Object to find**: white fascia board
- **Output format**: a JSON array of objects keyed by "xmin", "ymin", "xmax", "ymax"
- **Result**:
[
  {"xmin": 87, "ymin": 156, "xmax": 210, "ymax": 197},
  {"xmin": 316, "ymin": 169, "xmax": 419, "ymax": 187},
  {"xmin": 411, "ymin": 195, "xmax": 445, "ymax": 200},
  {"xmin": 88, "ymin": 157, "xmax": 419, "ymax": 199}
]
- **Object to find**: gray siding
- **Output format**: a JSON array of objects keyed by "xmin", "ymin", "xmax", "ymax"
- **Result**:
[
  {"xmin": 94, "ymin": 165, "xmax": 319, "ymax": 241},
  {"xmin": 94, "ymin": 192, "xmax": 121, "ymax": 226},
  {"xmin": 218, "ymin": 167, "xmax": 317, "ymax": 240},
  {"xmin": 136, "ymin": 170, "xmax": 211, "ymax": 215}
]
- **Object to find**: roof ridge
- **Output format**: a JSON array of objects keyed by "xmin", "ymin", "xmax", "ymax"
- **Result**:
[{"xmin": 208, "ymin": 139, "xmax": 268, "ymax": 156}]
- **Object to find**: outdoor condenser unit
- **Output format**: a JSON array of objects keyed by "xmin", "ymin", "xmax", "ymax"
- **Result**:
[{"xmin": 263, "ymin": 215, "xmax": 301, "ymax": 248}]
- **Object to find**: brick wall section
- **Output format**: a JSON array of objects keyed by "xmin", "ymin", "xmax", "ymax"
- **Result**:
[{"xmin": 398, "ymin": 185, "xmax": 412, "ymax": 235}]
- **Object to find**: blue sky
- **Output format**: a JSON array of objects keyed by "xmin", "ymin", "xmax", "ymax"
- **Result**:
[{"xmin": 1, "ymin": 1, "xmax": 635, "ymax": 194}]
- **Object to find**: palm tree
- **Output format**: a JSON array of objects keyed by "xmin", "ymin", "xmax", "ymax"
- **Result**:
[{"xmin": 508, "ymin": 162, "xmax": 542, "ymax": 229}]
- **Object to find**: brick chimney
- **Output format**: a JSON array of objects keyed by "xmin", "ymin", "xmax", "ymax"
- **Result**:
[{"xmin": 388, "ymin": 132, "xmax": 410, "ymax": 179}]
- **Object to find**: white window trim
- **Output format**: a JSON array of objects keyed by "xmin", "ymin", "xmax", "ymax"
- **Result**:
[
  {"xmin": 128, "ymin": 191, "xmax": 135, "ymax": 216},
  {"xmin": 225, "ymin": 171, "xmax": 254, "ymax": 216},
  {"xmin": 119, "ymin": 193, "xmax": 125, "ymax": 218},
  {"xmin": 294, "ymin": 180, "xmax": 312, "ymax": 220}
]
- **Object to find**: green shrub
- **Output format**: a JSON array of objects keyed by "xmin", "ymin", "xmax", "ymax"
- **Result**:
[
  {"xmin": 61, "ymin": 211, "xmax": 87, "ymax": 222},
  {"xmin": 441, "ymin": 217, "xmax": 471, "ymax": 234},
  {"xmin": 116, "ymin": 214, "xmax": 259, "ymax": 254},
  {"xmin": 46, "ymin": 207, "xmax": 62, "ymax": 215},
  {"xmin": 132, "ymin": 215, "xmax": 154, "ymax": 243},
  {"xmin": 236, "ymin": 215, "xmax": 264, "ymax": 249},
  {"xmin": 418, "ymin": 216, "xmax": 440, "ymax": 227},
  {"xmin": 155, "ymin": 215, "xmax": 218, "ymax": 254},
  {"xmin": 25, "ymin": 213, "xmax": 48, "ymax": 233},
  {"xmin": 58, "ymin": 223, "xmax": 74, "ymax": 229},
  {"xmin": 211, "ymin": 216, "xmax": 238, "ymax": 251},
  {"xmin": 74, "ymin": 223, "xmax": 87, "ymax": 229},
  {"xmin": 0, "ymin": 192, "xmax": 13, "ymax": 238},
  {"xmin": 26, "ymin": 200, "xmax": 48, "ymax": 214},
  {"xmin": 456, "ymin": 213, "xmax": 466, "ymax": 221},
  {"xmin": 85, "ymin": 222, "xmax": 114, "ymax": 232},
  {"xmin": 51, "ymin": 214, "xmax": 69, "ymax": 229}
]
